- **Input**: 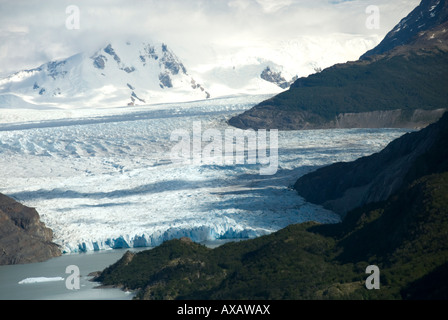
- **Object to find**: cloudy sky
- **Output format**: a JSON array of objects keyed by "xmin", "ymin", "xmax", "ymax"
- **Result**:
[{"xmin": 0, "ymin": 0, "xmax": 419, "ymax": 76}]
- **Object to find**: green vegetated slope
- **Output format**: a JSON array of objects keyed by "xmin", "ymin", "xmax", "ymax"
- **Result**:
[
  {"xmin": 269, "ymin": 50, "xmax": 448, "ymax": 118},
  {"xmin": 95, "ymin": 170, "xmax": 448, "ymax": 300},
  {"xmin": 228, "ymin": 48, "xmax": 448, "ymax": 130}
]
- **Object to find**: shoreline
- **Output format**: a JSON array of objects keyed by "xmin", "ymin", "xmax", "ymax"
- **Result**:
[{"xmin": 0, "ymin": 237, "xmax": 247, "ymax": 300}]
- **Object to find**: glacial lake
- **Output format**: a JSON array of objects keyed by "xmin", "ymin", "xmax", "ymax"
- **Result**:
[{"xmin": 0, "ymin": 248, "xmax": 139, "ymax": 300}]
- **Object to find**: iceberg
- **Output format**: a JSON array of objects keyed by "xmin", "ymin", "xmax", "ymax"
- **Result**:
[{"xmin": 18, "ymin": 277, "xmax": 65, "ymax": 285}]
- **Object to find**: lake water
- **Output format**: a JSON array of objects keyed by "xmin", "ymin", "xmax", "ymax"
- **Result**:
[
  {"xmin": 0, "ymin": 248, "xmax": 140, "ymax": 300},
  {"xmin": 0, "ymin": 239, "xmax": 242, "ymax": 300}
]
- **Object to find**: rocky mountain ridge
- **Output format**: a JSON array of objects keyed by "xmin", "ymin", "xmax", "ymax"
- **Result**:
[
  {"xmin": 361, "ymin": 0, "xmax": 448, "ymax": 58},
  {"xmin": 260, "ymin": 66, "xmax": 297, "ymax": 89},
  {"xmin": 0, "ymin": 193, "xmax": 61, "ymax": 265}
]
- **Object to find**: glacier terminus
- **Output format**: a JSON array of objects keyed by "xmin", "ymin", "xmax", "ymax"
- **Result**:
[{"xmin": 0, "ymin": 95, "xmax": 410, "ymax": 253}]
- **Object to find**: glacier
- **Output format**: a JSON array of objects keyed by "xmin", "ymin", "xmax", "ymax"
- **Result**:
[{"xmin": 0, "ymin": 95, "xmax": 411, "ymax": 253}]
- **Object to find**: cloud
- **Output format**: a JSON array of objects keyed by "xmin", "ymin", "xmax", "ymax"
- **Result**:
[
  {"xmin": 256, "ymin": 0, "xmax": 293, "ymax": 13},
  {"xmin": 0, "ymin": 0, "xmax": 420, "ymax": 76}
]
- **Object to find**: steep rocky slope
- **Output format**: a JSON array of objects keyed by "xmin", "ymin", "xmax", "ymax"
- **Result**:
[
  {"xmin": 294, "ymin": 111, "xmax": 448, "ymax": 217},
  {"xmin": 0, "ymin": 193, "xmax": 61, "ymax": 265}
]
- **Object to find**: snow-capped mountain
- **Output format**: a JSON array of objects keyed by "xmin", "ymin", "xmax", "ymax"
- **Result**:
[
  {"xmin": 0, "ymin": 41, "xmax": 211, "ymax": 109},
  {"xmin": 0, "ymin": 41, "xmax": 300, "ymax": 110},
  {"xmin": 0, "ymin": 34, "xmax": 379, "ymax": 109}
]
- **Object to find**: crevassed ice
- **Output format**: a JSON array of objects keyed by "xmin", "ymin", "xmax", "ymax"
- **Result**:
[{"xmin": 0, "ymin": 95, "xmax": 411, "ymax": 253}]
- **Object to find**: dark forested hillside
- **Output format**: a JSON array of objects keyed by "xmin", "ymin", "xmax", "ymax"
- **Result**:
[{"xmin": 294, "ymin": 112, "xmax": 448, "ymax": 216}]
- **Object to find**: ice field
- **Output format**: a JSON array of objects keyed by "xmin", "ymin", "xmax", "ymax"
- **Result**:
[{"xmin": 0, "ymin": 95, "xmax": 411, "ymax": 253}]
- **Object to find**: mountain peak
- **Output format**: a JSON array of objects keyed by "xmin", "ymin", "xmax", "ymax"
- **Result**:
[
  {"xmin": 0, "ymin": 40, "xmax": 210, "ymax": 109},
  {"xmin": 361, "ymin": 0, "xmax": 448, "ymax": 59}
]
